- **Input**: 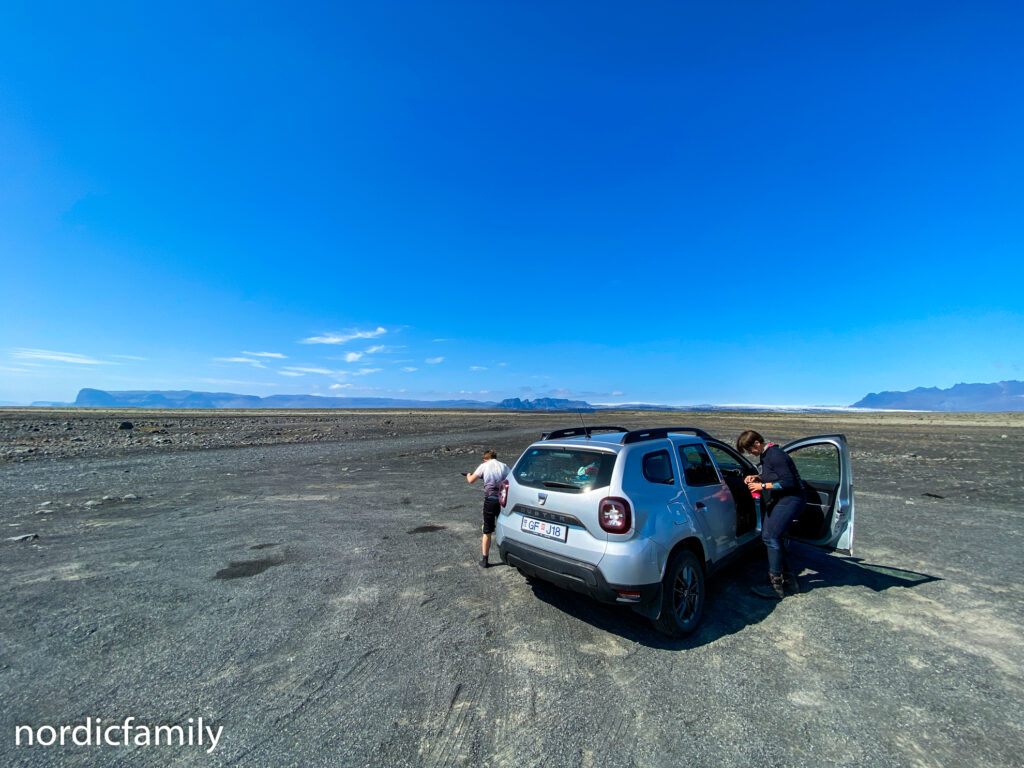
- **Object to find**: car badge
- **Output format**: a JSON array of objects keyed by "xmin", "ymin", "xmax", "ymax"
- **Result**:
[{"xmin": 537, "ymin": 492, "xmax": 548, "ymax": 506}]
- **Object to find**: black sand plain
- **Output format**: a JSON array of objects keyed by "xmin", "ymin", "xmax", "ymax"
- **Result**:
[{"xmin": 2, "ymin": 408, "xmax": 1023, "ymax": 767}]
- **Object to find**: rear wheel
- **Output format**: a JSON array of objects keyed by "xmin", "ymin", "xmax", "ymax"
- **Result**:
[{"xmin": 653, "ymin": 550, "xmax": 705, "ymax": 637}]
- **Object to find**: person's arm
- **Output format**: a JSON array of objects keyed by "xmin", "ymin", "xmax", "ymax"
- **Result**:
[
  {"xmin": 759, "ymin": 448, "xmax": 797, "ymax": 492},
  {"xmin": 466, "ymin": 473, "xmax": 479, "ymax": 484}
]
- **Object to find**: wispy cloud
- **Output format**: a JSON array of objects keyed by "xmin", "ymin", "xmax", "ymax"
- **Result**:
[
  {"xmin": 110, "ymin": 354, "xmax": 148, "ymax": 361},
  {"xmin": 242, "ymin": 351, "xmax": 287, "ymax": 359},
  {"xmin": 301, "ymin": 327, "xmax": 387, "ymax": 345},
  {"xmin": 329, "ymin": 383, "xmax": 352, "ymax": 390},
  {"xmin": 13, "ymin": 348, "xmax": 111, "ymax": 365},
  {"xmin": 283, "ymin": 366, "xmax": 334, "ymax": 375},
  {"xmin": 0, "ymin": 365, "xmax": 34, "ymax": 374},
  {"xmin": 469, "ymin": 366, "xmax": 487, "ymax": 371},
  {"xmin": 353, "ymin": 368, "xmax": 381, "ymax": 376},
  {"xmin": 402, "ymin": 366, "xmax": 418, "ymax": 372},
  {"xmin": 197, "ymin": 378, "xmax": 277, "ymax": 387},
  {"xmin": 432, "ymin": 338, "xmax": 450, "ymax": 343},
  {"xmin": 343, "ymin": 352, "xmax": 363, "ymax": 363},
  {"xmin": 426, "ymin": 357, "xmax": 444, "ymax": 364},
  {"xmin": 278, "ymin": 371, "xmax": 304, "ymax": 377},
  {"xmin": 214, "ymin": 357, "xmax": 265, "ymax": 368}
]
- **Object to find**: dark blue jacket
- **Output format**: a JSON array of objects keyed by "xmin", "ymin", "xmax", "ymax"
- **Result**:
[{"xmin": 759, "ymin": 445, "xmax": 806, "ymax": 501}]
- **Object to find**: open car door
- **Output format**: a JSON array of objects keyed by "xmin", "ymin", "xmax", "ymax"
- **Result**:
[{"xmin": 782, "ymin": 434, "xmax": 854, "ymax": 554}]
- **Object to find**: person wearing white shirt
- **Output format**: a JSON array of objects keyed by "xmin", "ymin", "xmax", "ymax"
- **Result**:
[{"xmin": 466, "ymin": 450, "xmax": 510, "ymax": 568}]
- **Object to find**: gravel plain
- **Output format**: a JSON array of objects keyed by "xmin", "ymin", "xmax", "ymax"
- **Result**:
[{"xmin": 1, "ymin": 408, "xmax": 1023, "ymax": 767}]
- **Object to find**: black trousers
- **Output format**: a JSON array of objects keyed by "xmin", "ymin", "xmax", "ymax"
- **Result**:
[{"xmin": 762, "ymin": 495, "xmax": 806, "ymax": 575}]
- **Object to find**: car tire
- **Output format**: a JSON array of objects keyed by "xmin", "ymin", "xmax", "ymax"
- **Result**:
[{"xmin": 653, "ymin": 550, "xmax": 705, "ymax": 638}]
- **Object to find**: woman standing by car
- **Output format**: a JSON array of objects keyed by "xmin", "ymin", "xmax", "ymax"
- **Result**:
[{"xmin": 736, "ymin": 430, "xmax": 807, "ymax": 599}]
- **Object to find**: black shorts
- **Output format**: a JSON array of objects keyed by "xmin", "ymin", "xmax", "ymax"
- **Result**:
[{"xmin": 482, "ymin": 497, "xmax": 500, "ymax": 534}]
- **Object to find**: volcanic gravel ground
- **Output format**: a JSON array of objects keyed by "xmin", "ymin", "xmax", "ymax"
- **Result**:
[{"xmin": 2, "ymin": 409, "xmax": 1023, "ymax": 767}]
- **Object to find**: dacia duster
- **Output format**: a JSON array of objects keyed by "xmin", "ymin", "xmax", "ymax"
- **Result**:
[{"xmin": 496, "ymin": 426, "xmax": 854, "ymax": 637}]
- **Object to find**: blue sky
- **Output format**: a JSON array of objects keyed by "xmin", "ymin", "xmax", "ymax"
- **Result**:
[{"xmin": 1, "ymin": 1, "xmax": 1022, "ymax": 406}]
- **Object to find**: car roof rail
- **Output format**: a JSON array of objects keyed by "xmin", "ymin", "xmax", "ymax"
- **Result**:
[
  {"xmin": 621, "ymin": 426, "xmax": 713, "ymax": 444},
  {"xmin": 541, "ymin": 425, "xmax": 629, "ymax": 441}
]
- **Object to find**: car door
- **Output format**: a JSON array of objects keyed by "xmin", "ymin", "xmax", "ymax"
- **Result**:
[
  {"xmin": 782, "ymin": 434, "xmax": 855, "ymax": 554},
  {"xmin": 676, "ymin": 442, "xmax": 737, "ymax": 560},
  {"xmin": 704, "ymin": 440, "xmax": 760, "ymax": 539}
]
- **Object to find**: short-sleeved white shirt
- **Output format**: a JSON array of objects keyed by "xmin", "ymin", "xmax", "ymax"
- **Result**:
[{"xmin": 473, "ymin": 459, "xmax": 510, "ymax": 497}]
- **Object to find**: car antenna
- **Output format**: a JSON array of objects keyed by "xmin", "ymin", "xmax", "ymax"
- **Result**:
[{"xmin": 577, "ymin": 408, "xmax": 591, "ymax": 439}]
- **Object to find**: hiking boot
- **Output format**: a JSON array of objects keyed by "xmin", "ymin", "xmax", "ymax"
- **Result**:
[
  {"xmin": 752, "ymin": 574, "xmax": 786, "ymax": 599},
  {"xmin": 782, "ymin": 572, "xmax": 801, "ymax": 595}
]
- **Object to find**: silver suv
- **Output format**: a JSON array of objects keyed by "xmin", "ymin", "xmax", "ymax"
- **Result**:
[{"xmin": 495, "ymin": 426, "xmax": 854, "ymax": 637}]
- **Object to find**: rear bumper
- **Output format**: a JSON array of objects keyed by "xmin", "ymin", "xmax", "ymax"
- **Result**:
[{"xmin": 499, "ymin": 538, "xmax": 660, "ymax": 607}]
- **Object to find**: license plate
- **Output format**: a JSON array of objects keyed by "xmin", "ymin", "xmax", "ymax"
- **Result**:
[{"xmin": 520, "ymin": 516, "xmax": 568, "ymax": 542}]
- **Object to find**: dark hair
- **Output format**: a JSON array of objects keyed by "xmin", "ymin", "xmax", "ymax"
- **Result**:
[
  {"xmin": 482, "ymin": 449, "xmax": 497, "ymax": 460},
  {"xmin": 736, "ymin": 430, "xmax": 765, "ymax": 454}
]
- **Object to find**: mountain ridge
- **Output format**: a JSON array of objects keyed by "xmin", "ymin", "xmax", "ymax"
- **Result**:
[
  {"xmin": 9, "ymin": 382, "xmax": 1022, "ymax": 411},
  {"xmin": 67, "ymin": 388, "xmax": 592, "ymax": 411},
  {"xmin": 852, "ymin": 380, "xmax": 1024, "ymax": 411}
]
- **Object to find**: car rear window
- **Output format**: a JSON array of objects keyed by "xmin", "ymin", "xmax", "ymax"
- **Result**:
[{"xmin": 513, "ymin": 447, "xmax": 616, "ymax": 492}]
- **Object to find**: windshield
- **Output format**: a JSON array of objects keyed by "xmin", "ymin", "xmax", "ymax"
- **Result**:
[{"xmin": 513, "ymin": 447, "xmax": 616, "ymax": 492}]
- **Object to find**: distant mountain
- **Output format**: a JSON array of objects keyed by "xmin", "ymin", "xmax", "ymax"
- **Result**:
[
  {"xmin": 497, "ymin": 397, "xmax": 594, "ymax": 412},
  {"xmin": 70, "ymin": 388, "xmax": 594, "ymax": 411},
  {"xmin": 852, "ymin": 380, "xmax": 1024, "ymax": 411}
]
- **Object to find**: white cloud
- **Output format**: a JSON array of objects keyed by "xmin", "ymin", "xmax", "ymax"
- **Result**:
[
  {"xmin": 365, "ymin": 345, "xmax": 386, "ymax": 354},
  {"xmin": 197, "ymin": 378, "xmax": 277, "ymax": 387},
  {"xmin": 13, "ymin": 348, "xmax": 110, "ymax": 365},
  {"xmin": 242, "ymin": 351, "xmax": 287, "ymax": 359},
  {"xmin": 0, "ymin": 366, "xmax": 34, "ymax": 374},
  {"xmin": 111, "ymin": 354, "xmax": 148, "ymax": 361},
  {"xmin": 278, "ymin": 371, "xmax": 304, "ymax": 377},
  {"xmin": 214, "ymin": 357, "xmax": 265, "ymax": 368},
  {"xmin": 426, "ymin": 357, "xmax": 444, "ymax": 364},
  {"xmin": 343, "ymin": 352, "xmax": 363, "ymax": 363},
  {"xmin": 469, "ymin": 366, "xmax": 487, "ymax": 371},
  {"xmin": 284, "ymin": 366, "xmax": 334, "ymax": 375},
  {"xmin": 402, "ymin": 366, "xmax": 418, "ymax": 372},
  {"xmin": 301, "ymin": 327, "xmax": 387, "ymax": 345},
  {"xmin": 432, "ymin": 338, "xmax": 450, "ymax": 342},
  {"xmin": 353, "ymin": 368, "xmax": 381, "ymax": 376}
]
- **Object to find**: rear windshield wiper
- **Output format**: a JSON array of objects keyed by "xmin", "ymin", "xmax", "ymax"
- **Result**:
[{"xmin": 542, "ymin": 481, "xmax": 582, "ymax": 490}]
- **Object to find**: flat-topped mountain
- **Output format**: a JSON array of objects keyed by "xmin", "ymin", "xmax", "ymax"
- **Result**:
[{"xmin": 70, "ymin": 388, "xmax": 592, "ymax": 411}]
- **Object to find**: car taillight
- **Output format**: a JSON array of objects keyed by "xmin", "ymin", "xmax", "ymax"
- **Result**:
[
  {"xmin": 599, "ymin": 496, "xmax": 631, "ymax": 533},
  {"xmin": 499, "ymin": 479, "xmax": 509, "ymax": 508}
]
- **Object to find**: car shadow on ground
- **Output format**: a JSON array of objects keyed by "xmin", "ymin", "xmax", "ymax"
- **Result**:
[{"xmin": 513, "ymin": 544, "xmax": 941, "ymax": 650}]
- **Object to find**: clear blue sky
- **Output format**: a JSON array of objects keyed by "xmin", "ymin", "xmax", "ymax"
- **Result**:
[{"xmin": 1, "ymin": 1, "xmax": 1022, "ymax": 406}]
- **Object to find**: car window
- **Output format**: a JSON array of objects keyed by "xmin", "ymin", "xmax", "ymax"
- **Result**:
[
  {"xmin": 642, "ymin": 449, "xmax": 674, "ymax": 485},
  {"xmin": 706, "ymin": 443, "xmax": 749, "ymax": 479},
  {"xmin": 788, "ymin": 443, "xmax": 840, "ymax": 485},
  {"xmin": 513, "ymin": 447, "xmax": 616, "ymax": 492},
  {"xmin": 678, "ymin": 444, "xmax": 719, "ymax": 487}
]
